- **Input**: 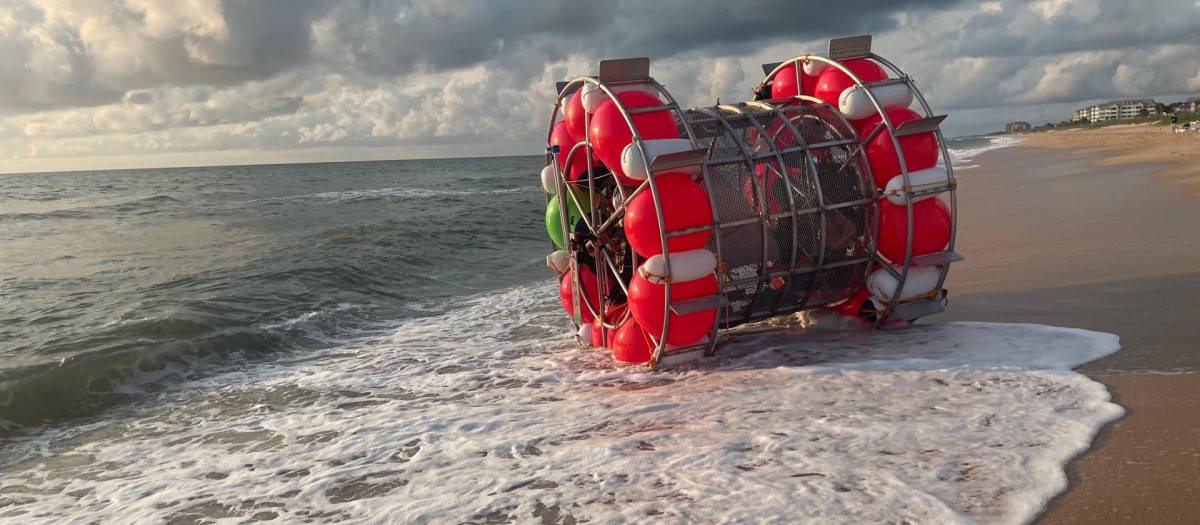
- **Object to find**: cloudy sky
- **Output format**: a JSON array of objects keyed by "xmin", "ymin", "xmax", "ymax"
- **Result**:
[{"xmin": 1, "ymin": 0, "xmax": 1198, "ymax": 173}]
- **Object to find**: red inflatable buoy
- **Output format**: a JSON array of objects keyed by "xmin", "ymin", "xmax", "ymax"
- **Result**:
[
  {"xmin": 612, "ymin": 319, "xmax": 653, "ymax": 363},
  {"xmin": 550, "ymin": 120, "xmax": 593, "ymax": 182},
  {"xmin": 591, "ymin": 303, "xmax": 628, "ymax": 349},
  {"xmin": 625, "ymin": 172, "xmax": 714, "ymax": 257},
  {"xmin": 563, "ymin": 91, "xmax": 588, "ymax": 144},
  {"xmin": 591, "ymin": 321, "xmax": 604, "ymax": 348},
  {"xmin": 856, "ymin": 107, "xmax": 939, "ymax": 189},
  {"xmin": 835, "ymin": 286, "xmax": 873, "ymax": 317},
  {"xmin": 560, "ymin": 265, "xmax": 609, "ymax": 324},
  {"xmin": 877, "ymin": 198, "xmax": 951, "ymax": 263},
  {"xmin": 813, "ymin": 59, "xmax": 886, "ymax": 107},
  {"xmin": 590, "ymin": 91, "xmax": 679, "ymax": 184},
  {"xmin": 770, "ymin": 63, "xmax": 818, "ymax": 100},
  {"xmin": 628, "ymin": 272, "xmax": 718, "ymax": 346}
]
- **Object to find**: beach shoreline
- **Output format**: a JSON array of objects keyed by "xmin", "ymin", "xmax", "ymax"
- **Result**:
[
  {"xmin": 1015, "ymin": 124, "xmax": 1200, "ymax": 198},
  {"xmin": 937, "ymin": 130, "xmax": 1200, "ymax": 523}
]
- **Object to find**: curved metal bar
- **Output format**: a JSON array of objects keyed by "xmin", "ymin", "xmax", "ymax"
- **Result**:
[
  {"xmin": 578, "ymin": 81, "xmax": 610, "ymax": 348},
  {"xmin": 550, "ymin": 75, "xmax": 698, "ymax": 356},
  {"xmin": 692, "ymin": 106, "xmax": 770, "ymax": 322},
  {"xmin": 559, "ymin": 142, "xmax": 596, "ymax": 233},
  {"xmin": 742, "ymin": 101, "xmax": 803, "ymax": 314},
  {"xmin": 812, "ymin": 56, "xmax": 913, "ymax": 322},
  {"xmin": 545, "ymin": 41, "xmax": 955, "ymax": 363},
  {"xmin": 874, "ymin": 53, "xmax": 960, "ymax": 295},
  {"xmin": 772, "ymin": 107, "xmax": 827, "ymax": 310},
  {"xmin": 581, "ymin": 77, "xmax": 691, "ymax": 365},
  {"xmin": 549, "ymin": 81, "xmax": 584, "ymax": 336},
  {"xmin": 792, "ymin": 94, "xmax": 881, "ymax": 297},
  {"xmin": 762, "ymin": 53, "xmax": 934, "ymax": 324}
]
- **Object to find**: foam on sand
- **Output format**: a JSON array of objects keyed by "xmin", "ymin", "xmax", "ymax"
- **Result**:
[{"xmin": 0, "ymin": 284, "xmax": 1121, "ymax": 524}]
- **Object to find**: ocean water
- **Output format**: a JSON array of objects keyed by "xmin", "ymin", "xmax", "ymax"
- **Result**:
[
  {"xmin": 943, "ymin": 135, "xmax": 1025, "ymax": 170},
  {"xmin": 0, "ymin": 158, "xmax": 547, "ymax": 429},
  {"xmin": 0, "ymin": 140, "xmax": 1121, "ymax": 524}
]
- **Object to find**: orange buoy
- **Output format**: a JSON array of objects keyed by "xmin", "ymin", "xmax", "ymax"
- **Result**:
[{"xmin": 836, "ymin": 286, "xmax": 873, "ymax": 317}]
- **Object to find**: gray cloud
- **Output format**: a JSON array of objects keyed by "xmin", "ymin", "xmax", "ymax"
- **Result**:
[
  {"xmin": 0, "ymin": 0, "xmax": 319, "ymax": 112},
  {"xmin": 955, "ymin": 1, "xmax": 1200, "ymax": 59},
  {"xmin": 877, "ymin": 0, "xmax": 1200, "ymax": 111},
  {"xmin": 1, "ymin": 0, "xmax": 968, "ymax": 113},
  {"xmin": 1, "ymin": 0, "xmax": 1198, "ymax": 170}
]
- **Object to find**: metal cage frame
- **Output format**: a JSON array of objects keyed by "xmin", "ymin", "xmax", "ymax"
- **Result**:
[
  {"xmin": 755, "ymin": 34, "xmax": 962, "ymax": 327},
  {"xmin": 544, "ymin": 35, "xmax": 961, "ymax": 367}
]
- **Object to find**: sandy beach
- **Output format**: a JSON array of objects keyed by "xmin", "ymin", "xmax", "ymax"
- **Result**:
[
  {"xmin": 937, "ymin": 127, "xmax": 1200, "ymax": 523},
  {"xmin": 1014, "ymin": 124, "xmax": 1200, "ymax": 197}
]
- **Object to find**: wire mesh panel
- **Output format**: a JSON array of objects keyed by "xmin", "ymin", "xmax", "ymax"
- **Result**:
[{"xmin": 683, "ymin": 103, "xmax": 876, "ymax": 324}]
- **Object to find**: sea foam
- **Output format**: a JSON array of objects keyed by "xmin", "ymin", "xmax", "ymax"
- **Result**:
[
  {"xmin": 0, "ymin": 283, "xmax": 1120, "ymax": 524},
  {"xmin": 945, "ymin": 136, "xmax": 1026, "ymax": 171}
]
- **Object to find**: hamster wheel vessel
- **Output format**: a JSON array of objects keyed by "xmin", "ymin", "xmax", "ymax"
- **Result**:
[{"xmin": 541, "ymin": 35, "xmax": 961, "ymax": 367}]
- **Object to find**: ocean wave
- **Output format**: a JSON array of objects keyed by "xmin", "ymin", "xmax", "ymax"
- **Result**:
[
  {"xmin": 0, "ymin": 300, "xmax": 384, "ymax": 434},
  {"xmin": 0, "ymin": 282, "xmax": 1122, "ymax": 525},
  {"xmin": 0, "ymin": 328, "xmax": 277, "ymax": 432},
  {"xmin": 0, "ymin": 194, "xmax": 186, "ymax": 221},
  {"xmin": 945, "ymin": 136, "xmax": 1025, "ymax": 169},
  {"xmin": 258, "ymin": 303, "xmax": 376, "ymax": 343},
  {"xmin": 256, "ymin": 186, "xmax": 533, "ymax": 205}
]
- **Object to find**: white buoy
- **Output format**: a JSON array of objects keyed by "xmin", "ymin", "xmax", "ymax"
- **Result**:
[
  {"xmin": 802, "ymin": 58, "xmax": 828, "ymax": 77},
  {"xmin": 580, "ymin": 83, "xmax": 660, "ymax": 114},
  {"xmin": 638, "ymin": 249, "xmax": 717, "ymax": 285},
  {"xmin": 866, "ymin": 265, "xmax": 942, "ymax": 304},
  {"xmin": 540, "ymin": 165, "xmax": 558, "ymax": 195},
  {"xmin": 838, "ymin": 83, "xmax": 914, "ymax": 120},
  {"xmin": 546, "ymin": 250, "xmax": 569, "ymax": 274},
  {"xmin": 881, "ymin": 167, "xmax": 950, "ymax": 205},
  {"xmin": 620, "ymin": 139, "xmax": 699, "ymax": 181},
  {"xmin": 577, "ymin": 323, "xmax": 593, "ymax": 346}
]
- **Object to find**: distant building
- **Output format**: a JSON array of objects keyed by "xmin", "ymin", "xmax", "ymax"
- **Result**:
[
  {"xmin": 1005, "ymin": 121, "xmax": 1031, "ymax": 133},
  {"xmin": 1072, "ymin": 99, "xmax": 1160, "ymax": 122},
  {"xmin": 1178, "ymin": 97, "xmax": 1200, "ymax": 113}
]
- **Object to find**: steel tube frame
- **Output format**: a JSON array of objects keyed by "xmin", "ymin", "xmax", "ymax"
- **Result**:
[
  {"xmin": 550, "ymin": 74, "xmax": 705, "ymax": 364},
  {"xmin": 542, "ymin": 40, "xmax": 952, "ymax": 366},
  {"xmin": 758, "ymin": 50, "xmax": 957, "ymax": 324}
]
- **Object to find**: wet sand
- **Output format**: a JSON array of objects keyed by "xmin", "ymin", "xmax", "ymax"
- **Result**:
[
  {"xmin": 1015, "ymin": 124, "xmax": 1200, "ymax": 198},
  {"xmin": 935, "ymin": 142, "xmax": 1200, "ymax": 522}
]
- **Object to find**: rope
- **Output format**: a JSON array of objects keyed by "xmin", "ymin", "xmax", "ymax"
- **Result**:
[
  {"xmin": 882, "ymin": 181, "xmax": 947, "ymax": 198},
  {"xmin": 640, "ymin": 328, "xmax": 656, "ymax": 364},
  {"xmin": 716, "ymin": 259, "xmax": 733, "ymax": 341},
  {"xmin": 863, "ymin": 288, "xmax": 946, "ymax": 322},
  {"xmin": 637, "ymin": 266, "xmax": 671, "ymax": 284}
]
